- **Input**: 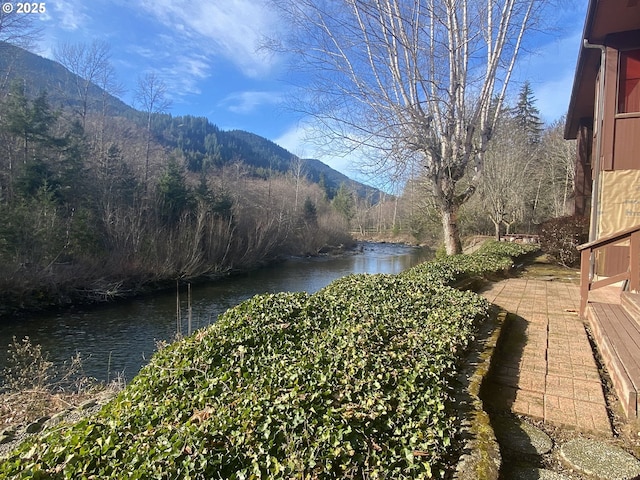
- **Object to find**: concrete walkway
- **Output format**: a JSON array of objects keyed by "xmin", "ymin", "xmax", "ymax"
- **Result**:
[{"xmin": 480, "ymin": 278, "xmax": 611, "ymax": 434}]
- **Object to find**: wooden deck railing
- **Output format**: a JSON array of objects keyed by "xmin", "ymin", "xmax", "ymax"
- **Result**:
[{"xmin": 577, "ymin": 224, "xmax": 640, "ymax": 317}]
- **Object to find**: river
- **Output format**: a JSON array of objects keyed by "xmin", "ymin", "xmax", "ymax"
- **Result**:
[{"xmin": 0, "ymin": 242, "xmax": 431, "ymax": 383}]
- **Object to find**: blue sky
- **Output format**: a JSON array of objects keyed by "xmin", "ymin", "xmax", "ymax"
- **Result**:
[{"xmin": 32, "ymin": 0, "xmax": 588, "ymax": 178}]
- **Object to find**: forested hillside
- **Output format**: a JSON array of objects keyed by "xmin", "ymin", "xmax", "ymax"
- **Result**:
[
  {"xmin": 0, "ymin": 42, "xmax": 377, "ymax": 198},
  {"xmin": 0, "ymin": 43, "xmax": 364, "ymax": 316}
]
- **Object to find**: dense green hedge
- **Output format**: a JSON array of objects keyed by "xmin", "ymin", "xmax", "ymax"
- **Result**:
[
  {"xmin": 408, "ymin": 240, "xmax": 537, "ymax": 287},
  {"xmin": 0, "ymin": 241, "xmax": 536, "ymax": 479}
]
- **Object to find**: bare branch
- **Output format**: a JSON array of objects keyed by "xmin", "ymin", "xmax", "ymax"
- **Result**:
[
  {"xmin": 54, "ymin": 41, "xmax": 117, "ymax": 127},
  {"xmin": 0, "ymin": 9, "xmax": 42, "ymax": 49}
]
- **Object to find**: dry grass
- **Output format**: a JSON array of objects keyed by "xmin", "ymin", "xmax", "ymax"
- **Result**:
[
  {"xmin": 0, "ymin": 337, "xmax": 123, "ymax": 430},
  {"xmin": 1, "ymin": 389, "xmax": 95, "ymax": 427}
]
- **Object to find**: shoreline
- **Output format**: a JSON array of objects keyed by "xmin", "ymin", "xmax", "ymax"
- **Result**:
[{"xmin": 0, "ymin": 241, "xmax": 381, "ymax": 322}]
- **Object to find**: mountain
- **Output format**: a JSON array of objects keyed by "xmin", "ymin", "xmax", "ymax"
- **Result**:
[
  {"xmin": 0, "ymin": 41, "xmax": 381, "ymax": 200},
  {"xmin": 0, "ymin": 42, "xmax": 133, "ymax": 116},
  {"xmin": 208, "ymin": 129, "xmax": 379, "ymax": 200}
]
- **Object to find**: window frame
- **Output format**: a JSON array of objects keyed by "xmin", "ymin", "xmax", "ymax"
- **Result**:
[{"xmin": 617, "ymin": 48, "xmax": 640, "ymax": 115}]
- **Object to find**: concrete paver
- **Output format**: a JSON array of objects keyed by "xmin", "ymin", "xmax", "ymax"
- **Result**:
[
  {"xmin": 561, "ymin": 438, "xmax": 640, "ymax": 479},
  {"xmin": 492, "ymin": 415, "xmax": 553, "ymax": 455},
  {"xmin": 481, "ymin": 278, "xmax": 611, "ymax": 434}
]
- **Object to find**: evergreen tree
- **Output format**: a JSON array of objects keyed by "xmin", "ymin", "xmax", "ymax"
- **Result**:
[
  {"xmin": 4, "ymin": 82, "xmax": 57, "ymax": 164},
  {"xmin": 99, "ymin": 144, "xmax": 138, "ymax": 207},
  {"xmin": 513, "ymin": 82, "xmax": 543, "ymax": 144},
  {"xmin": 318, "ymin": 173, "xmax": 333, "ymax": 200},
  {"xmin": 56, "ymin": 119, "xmax": 88, "ymax": 205},
  {"xmin": 303, "ymin": 197, "xmax": 318, "ymax": 227},
  {"xmin": 204, "ymin": 133, "xmax": 222, "ymax": 168},
  {"xmin": 15, "ymin": 159, "xmax": 57, "ymax": 198},
  {"xmin": 3, "ymin": 84, "xmax": 71, "ymax": 202},
  {"xmin": 194, "ymin": 172, "xmax": 212, "ymax": 205},
  {"xmin": 157, "ymin": 157, "xmax": 192, "ymax": 224},
  {"xmin": 332, "ymin": 183, "xmax": 354, "ymax": 222}
]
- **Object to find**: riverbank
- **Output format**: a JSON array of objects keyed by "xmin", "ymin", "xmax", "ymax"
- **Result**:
[
  {"xmin": 351, "ymin": 230, "xmax": 428, "ymax": 246},
  {"xmin": 1, "ymin": 242, "xmax": 429, "ymax": 455},
  {"xmin": 8, "ymin": 247, "xmax": 638, "ymax": 479},
  {"xmin": 0, "ymin": 242, "xmax": 431, "ymax": 383},
  {"xmin": 0, "ymin": 241, "xmax": 363, "ymax": 321}
]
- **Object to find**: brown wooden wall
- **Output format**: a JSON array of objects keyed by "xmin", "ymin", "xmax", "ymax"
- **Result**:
[
  {"xmin": 598, "ymin": 245, "xmax": 630, "ymax": 277},
  {"xmin": 574, "ymin": 120, "xmax": 593, "ymax": 217},
  {"xmin": 601, "ymin": 46, "xmax": 640, "ymax": 171},
  {"xmin": 595, "ymin": 46, "xmax": 640, "ymax": 276},
  {"xmin": 601, "ymin": 47, "xmax": 619, "ymax": 171},
  {"xmin": 612, "ymin": 116, "xmax": 640, "ymax": 169}
]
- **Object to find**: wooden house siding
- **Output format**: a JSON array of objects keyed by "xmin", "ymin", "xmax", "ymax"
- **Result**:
[
  {"xmin": 574, "ymin": 120, "xmax": 593, "ymax": 217},
  {"xmin": 602, "ymin": 47, "xmax": 618, "ymax": 171},
  {"xmin": 613, "ymin": 116, "xmax": 640, "ymax": 170}
]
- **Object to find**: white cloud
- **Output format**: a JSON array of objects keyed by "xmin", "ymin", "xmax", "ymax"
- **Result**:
[
  {"xmin": 137, "ymin": 0, "xmax": 279, "ymax": 78},
  {"xmin": 125, "ymin": 45, "xmax": 157, "ymax": 60},
  {"xmin": 48, "ymin": 0, "xmax": 89, "ymax": 31},
  {"xmin": 125, "ymin": 39, "xmax": 212, "ymax": 99},
  {"xmin": 275, "ymin": 122, "xmax": 360, "ymax": 177},
  {"xmin": 221, "ymin": 91, "xmax": 283, "ymax": 114},
  {"xmin": 37, "ymin": 0, "xmax": 89, "ymax": 57},
  {"xmin": 275, "ymin": 123, "xmax": 311, "ymax": 156},
  {"xmin": 159, "ymin": 55, "xmax": 211, "ymax": 98}
]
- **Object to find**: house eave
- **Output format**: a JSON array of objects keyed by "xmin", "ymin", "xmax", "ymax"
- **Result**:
[{"xmin": 564, "ymin": 0, "xmax": 640, "ymax": 140}]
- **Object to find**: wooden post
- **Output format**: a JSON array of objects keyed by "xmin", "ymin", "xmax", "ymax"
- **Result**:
[
  {"xmin": 580, "ymin": 248, "xmax": 591, "ymax": 318},
  {"xmin": 630, "ymin": 231, "xmax": 640, "ymax": 293}
]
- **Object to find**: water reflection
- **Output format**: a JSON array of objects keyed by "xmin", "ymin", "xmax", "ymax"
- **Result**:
[{"xmin": 0, "ymin": 242, "xmax": 430, "ymax": 381}]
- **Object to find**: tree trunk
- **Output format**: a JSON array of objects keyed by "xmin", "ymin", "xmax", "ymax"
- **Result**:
[
  {"xmin": 492, "ymin": 218, "xmax": 501, "ymax": 241},
  {"xmin": 504, "ymin": 220, "xmax": 513, "ymax": 235},
  {"xmin": 441, "ymin": 205, "xmax": 463, "ymax": 255}
]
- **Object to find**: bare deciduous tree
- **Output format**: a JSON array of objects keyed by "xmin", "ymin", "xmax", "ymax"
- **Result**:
[
  {"xmin": 53, "ymin": 41, "xmax": 125, "ymax": 165},
  {"xmin": 540, "ymin": 118, "xmax": 576, "ymax": 218},
  {"xmin": 54, "ymin": 41, "xmax": 116, "ymax": 128},
  {"xmin": 288, "ymin": 156, "xmax": 307, "ymax": 212},
  {"xmin": 479, "ymin": 117, "xmax": 532, "ymax": 239},
  {"xmin": 0, "ymin": 9, "xmax": 42, "ymax": 95},
  {"xmin": 134, "ymin": 72, "xmax": 171, "ymax": 190},
  {"xmin": 271, "ymin": 0, "xmax": 543, "ymax": 253}
]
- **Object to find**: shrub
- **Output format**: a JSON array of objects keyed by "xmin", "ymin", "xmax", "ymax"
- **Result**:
[
  {"xmin": 2, "ymin": 337, "xmax": 54, "ymax": 393},
  {"xmin": 538, "ymin": 216, "xmax": 589, "ymax": 267},
  {"xmin": 475, "ymin": 239, "xmax": 539, "ymax": 259},
  {"xmin": 1, "ymin": 337, "xmax": 98, "ymax": 428},
  {"xmin": 406, "ymin": 240, "xmax": 538, "ymax": 287},
  {"xmin": 434, "ymin": 243, "xmax": 448, "ymax": 259}
]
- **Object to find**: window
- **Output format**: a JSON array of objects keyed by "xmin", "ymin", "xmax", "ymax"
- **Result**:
[{"xmin": 618, "ymin": 49, "xmax": 640, "ymax": 114}]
